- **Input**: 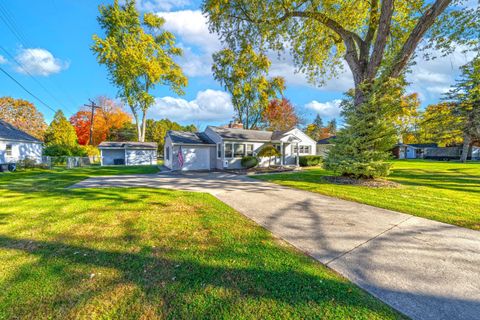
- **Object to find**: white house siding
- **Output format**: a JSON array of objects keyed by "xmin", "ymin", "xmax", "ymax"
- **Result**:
[
  {"xmin": 204, "ymin": 127, "xmax": 224, "ymax": 169},
  {"xmin": 164, "ymin": 136, "xmax": 173, "ymax": 169},
  {"xmin": 126, "ymin": 149, "xmax": 156, "ymax": 165},
  {"xmin": 0, "ymin": 139, "xmax": 42, "ymax": 163},
  {"xmin": 170, "ymin": 145, "xmax": 213, "ymax": 171},
  {"xmin": 101, "ymin": 149, "xmax": 125, "ymax": 165}
]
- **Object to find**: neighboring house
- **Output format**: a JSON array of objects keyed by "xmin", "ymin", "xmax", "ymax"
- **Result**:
[
  {"xmin": 393, "ymin": 143, "xmax": 438, "ymax": 159},
  {"xmin": 164, "ymin": 124, "xmax": 316, "ymax": 171},
  {"xmin": 316, "ymin": 136, "xmax": 336, "ymax": 157},
  {"xmin": 0, "ymin": 119, "xmax": 43, "ymax": 164},
  {"xmin": 98, "ymin": 142, "xmax": 157, "ymax": 166}
]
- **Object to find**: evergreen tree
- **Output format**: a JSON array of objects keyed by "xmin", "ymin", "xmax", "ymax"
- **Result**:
[
  {"xmin": 313, "ymin": 114, "xmax": 323, "ymax": 129},
  {"xmin": 327, "ymin": 119, "xmax": 337, "ymax": 136},
  {"xmin": 44, "ymin": 110, "xmax": 77, "ymax": 147},
  {"xmin": 324, "ymin": 79, "xmax": 402, "ymax": 179}
]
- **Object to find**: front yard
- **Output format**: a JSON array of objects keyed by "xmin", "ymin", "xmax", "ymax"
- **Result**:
[
  {"xmin": 0, "ymin": 167, "xmax": 403, "ymax": 319},
  {"xmin": 255, "ymin": 160, "xmax": 480, "ymax": 230}
]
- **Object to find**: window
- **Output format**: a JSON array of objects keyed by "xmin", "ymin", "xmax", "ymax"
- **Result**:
[
  {"xmin": 6, "ymin": 144, "xmax": 12, "ymax": 156},
  {"xmin": 293, "ymin": 145, "xmax": 310, "ymax": 154},
  {"xmin": 166, "ymin": 146, "xmax": 170, "ymax": 160},
  {"xmin": 234, "ymin": 144, "xmax": 245, "ymax": 158},
  {"xmin": 246, "ymin": 144, "xmax": 254, "ymax": 156},
  {"xmin": 224, "ymin": 143, "xmax": 233, "ymax": 158},
  {"xmin": 217, "ymin": 143, "xmax": 222, "ymax": 158}
]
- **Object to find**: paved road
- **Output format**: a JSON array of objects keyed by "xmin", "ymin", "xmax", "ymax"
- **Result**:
[{"xmin": 72, "ymin": 172, "xmax": 480, "ymax": 320}]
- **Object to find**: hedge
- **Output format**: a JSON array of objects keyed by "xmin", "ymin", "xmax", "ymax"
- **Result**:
[
  {"xmin": 241, "ymin": 156, "xmax": 259, "ymax": 168},
  {"xmin": 299, "ymin": 155, "xmax": 323, "ymax": 167}
]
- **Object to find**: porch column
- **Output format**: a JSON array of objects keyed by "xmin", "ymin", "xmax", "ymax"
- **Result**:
[
  {"xmin": 280, "ymin": 141, "xmax": 284, "ymax": 166},
  {"xmin": 296, "ymin": 142, "xmax": 299, "ymax": 166}
]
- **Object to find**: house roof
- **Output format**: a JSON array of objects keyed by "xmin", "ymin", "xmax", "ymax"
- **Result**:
[
  {"xmin": 98, "ymin": 141, "xmax": 157, "ymax": 149},
  {"xmin": 407, "ymin": 143, "xmax": 438, "ymax": 148},
  {"xmin": 208, "ymin": 126, "xmax": 273, "ymax": 141},
  {"xmin": 167, "ymin": 131, "xmax": 215, "ymax": 145},
  {"xmin": 317, "ymin": 136, "xmax": 336, "ymax": 144},
  {"xmin": 0, "ymin": 119, "xmax": 42, "ymax": 143}
]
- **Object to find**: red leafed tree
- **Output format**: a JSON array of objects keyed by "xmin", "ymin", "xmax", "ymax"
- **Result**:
[
  {"xmin": 70, "ymin": 97, "xmax": 132, "ymax": 145},
  {"xmin": 263, "ymin": 98, "xmax": 299, "ymax": 131}
]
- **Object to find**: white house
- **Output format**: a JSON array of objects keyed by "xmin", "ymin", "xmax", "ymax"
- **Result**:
[
  {"xmin": 0, "ymin": 119, "xmax": 43, "ymax": 164},
  {"xmin": 98, "ymin": 141, "xmax": 157, "ymax": 166},
  {"xmin": 164, "ymin": 124, "xmax": 316, "ymax": 171}
]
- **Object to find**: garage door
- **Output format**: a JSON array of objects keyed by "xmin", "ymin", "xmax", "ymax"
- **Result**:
[{"xmin": 181, "ymin": 146, "xmax": 211, "ymax": 171}]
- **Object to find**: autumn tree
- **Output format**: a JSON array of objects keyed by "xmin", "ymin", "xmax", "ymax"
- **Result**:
[
  {"xmin": 394, "ymin": 93, "xmax": 421, "ymax": 144},
  {"xmin": 92, "ymin": 0, "xmax": 187, "ymax": 142},
  {"xmin": 0, "ymin": 97, "xmax": 47, "ymax": 140},
  {"xmin": 145, "ymin": 118, "xmax": 197, "ymax": 152},
  {"xmin": 418, "ymin": 103, "xmax": 463, "ymax": 146},
  {"xmin": 263, "ymin": 98, "xmax": 299, "ymax": 131},
  {"xmin": 70, "ymin": 97, "xmax": 131, "ymax": 145},
  {"xmin": 212, "ymin": 43, "xmax": 285, "ymax": 129},
  {"xmin": 204, "ymin": 0, "xmax": 477, "ymax": 177}
]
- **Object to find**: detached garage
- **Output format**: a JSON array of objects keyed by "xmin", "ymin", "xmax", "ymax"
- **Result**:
[
  {"xmin": 164, "ymin": 131, "xmax": 215, "ymax": 171},
  {"xmin": 99, "ymin": 142, "xmax": 157, "ymax": 166}
]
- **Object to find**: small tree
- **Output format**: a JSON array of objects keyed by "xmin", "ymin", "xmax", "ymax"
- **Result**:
[
  {"xmin": 327, "ymin": 119, "xmax": 337, "ymax": 136},
  {"xmin": 257, "ymin": 145, "xmax": 281, "ymax": 167},
  {"xmin": 263, "ymin": 98, "xmax": 299, "ymax": 131},
  {"xmin": 44, "ymin": 110, "xmax": 78, "ymax": 147}
]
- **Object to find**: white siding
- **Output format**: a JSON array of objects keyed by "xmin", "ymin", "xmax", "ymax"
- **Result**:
[
  {"xmin": 164, "ymin": 136, "xmax": 173, "ymax": 169},
  {"xmin": 174, "ymin": 146, "xmax": 212, "ymax": 171},
  {"xmin": 126, "ymin": 149, "xmax": 156, "ymax": 165},
  {"xmin": 0, "ymin": 139, "xmax": 42, "ymax": 163}
]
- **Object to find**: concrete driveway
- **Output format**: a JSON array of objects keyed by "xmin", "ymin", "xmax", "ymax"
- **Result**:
[{"xmin": 72, "ymin": 171, "xmax": 480, "ymax": 320}]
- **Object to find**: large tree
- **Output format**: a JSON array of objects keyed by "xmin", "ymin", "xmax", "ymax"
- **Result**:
[
  {"xmin": 418, "ymin": 102, "xmax": 463, "ymax": 146},
  {"xmin": 145, "ymin": 118, "xmax": 197, "ymax": 152},
  {"xmin": 204, "ymin": 0, "xmax": 477, "ymax": 107},
  {"xmin": 0, "ymin": 97, "xmax": 47, "ymax": 140},
  {"xmin": 263, "ymin": 98, "xmax": 299, "ymax": 131},
  {"xmin": 70, "ymin": 97, "xmax": 131, "ymax": 145},
  {"xmin": 394, "ymin": 93, "xmax": 421, "ymax": 144},
  {"xmin": 212, "ymin": 43, "xmax": 285, "ymax": 129},
  {"xmin": 444, "ymin": 56, "xmax": 480, "ymax": 162},
  {"xmin": 92, "ymin": 0, "xmax": 187, "ymax": 142},
  {"xmin": 44, "ymin": 110, "xmax": 78, "ymax": 147}
]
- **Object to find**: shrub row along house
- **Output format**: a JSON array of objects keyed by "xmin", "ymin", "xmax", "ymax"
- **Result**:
[
  {"xmin": 0, "ymin": 119, "xmax": 43, "ymax": 165},
  {"xmin": 164, "ymin": 123, "xmax": 316, "ymax": 171}
]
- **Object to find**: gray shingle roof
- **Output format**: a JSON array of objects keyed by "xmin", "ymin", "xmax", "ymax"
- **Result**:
[
  {"xmin": 0, "ymin": 119, "xmax": 41, "ymax": 143},
  {"xmin": 167, "ymin": 131, "xmax": 215, "ymax": 145},
  {"xmin": 208, "ymin": 126, "xmax": 273, "ymax": 141},
  {"xmin": 98, "ymin": 141, "xmax": 157, "ymax": 149},
  {"xmin": 317, "ymin": 136, "xmax": 336, "ymax": 144}
]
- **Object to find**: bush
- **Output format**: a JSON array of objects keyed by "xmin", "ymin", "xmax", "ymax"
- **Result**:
[
  {"xmin": 299, "ymin": 155, "xmax": 323, "ymax": 167},
  {"xmin": 241, "ymin": 156, "xmax": 259, "ymax": 168},
  {"xmin": 43, "ymin": 144, "xmax": 88, "ymax": 157}
]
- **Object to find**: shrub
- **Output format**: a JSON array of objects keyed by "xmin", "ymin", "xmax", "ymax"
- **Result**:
[
  {"xmin": 241, "ymin": 156, "xmax": 259, "ymax": 168},
  {"xmin": 299, "ymin": 155, "xmax": 323, "ymax": 167},
  {"xmin": 81, "ymin": 145, "xmax": 100, "ymax": 157},
  {"xmin": 43, "ymin": 144, "xmax": 88, "ymax": 157},
  {"xmin": 257, "ymin": 145, "xmax": 281, "ymax": 167}
]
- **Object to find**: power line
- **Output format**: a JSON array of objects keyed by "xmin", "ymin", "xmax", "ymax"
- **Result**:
[{"xmin": 0, "ymin": 66, "xmax": 56, "ymax": 114}]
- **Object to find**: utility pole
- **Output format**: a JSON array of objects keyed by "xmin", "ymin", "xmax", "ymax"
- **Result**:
[{"xmin": 84, "ymin": 99, "xmax": 101, "ymax": 145}]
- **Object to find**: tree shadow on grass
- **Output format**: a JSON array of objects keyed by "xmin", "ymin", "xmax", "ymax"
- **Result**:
[{"xmin": 0, "ymin": 235, "xmax": 404, "ymax": 319}]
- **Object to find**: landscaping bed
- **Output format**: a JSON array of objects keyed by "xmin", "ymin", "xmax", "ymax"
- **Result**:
[{"xmin": 229, "ymin": 166, "xmax": 301, "ymax": 175}]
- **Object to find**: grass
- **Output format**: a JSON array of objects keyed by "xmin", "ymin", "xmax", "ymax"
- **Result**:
[
  {"xmin": 254, "ymin": 160, "xmax": 480, "ymax": 230},
  {"xmin": 0, "ymin": 166, "xmax": 404, "ymax": 319}
]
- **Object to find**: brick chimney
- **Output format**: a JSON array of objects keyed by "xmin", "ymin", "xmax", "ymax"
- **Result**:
[{"xmin": 228, "ymin": 120, "xmax": 243, "ymax": 129}]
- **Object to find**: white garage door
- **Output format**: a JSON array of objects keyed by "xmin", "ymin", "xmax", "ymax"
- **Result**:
[{"xmin": 181, "ymin": 146, "xmax": 211, "ymax": 171}]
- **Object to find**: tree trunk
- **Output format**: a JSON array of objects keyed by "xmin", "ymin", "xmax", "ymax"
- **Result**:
[
  {"xmin": 461, "ymin": 133, "xmax": 471, "ymax": 163},
  {"xmin": 140, "ymin": 110, "xmax": 147, "ymax": 142}
]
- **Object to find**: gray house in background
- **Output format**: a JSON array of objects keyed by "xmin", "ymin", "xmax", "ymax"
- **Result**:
[
  {"xmin": 0, "ymin": 119, "xmax": 43, "ymax": 164},
  {"xmin": 98, "ymin": 142, "xmax": 157, "ymax": 166},
  {"xmin": 164, "ymin": 124, "xmax": 316, "ymax": 171}
]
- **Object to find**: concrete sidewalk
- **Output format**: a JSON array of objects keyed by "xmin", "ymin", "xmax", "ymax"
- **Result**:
[{"xmin": 72, "ymin": 172, "xmax": 480, "ymax": 320}]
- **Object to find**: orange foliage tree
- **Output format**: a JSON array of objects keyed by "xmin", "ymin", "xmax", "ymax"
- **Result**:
[
  {"xmin": 0, "ymin": 96, "xmax": 47, "ymax": 140},
  {"xmin": 70, "ymin": 97, "xmax": 132, "ymax": 145},
  {"xmin": 263, "ymin": 98, "xmax": 299, "ymax": 131}
]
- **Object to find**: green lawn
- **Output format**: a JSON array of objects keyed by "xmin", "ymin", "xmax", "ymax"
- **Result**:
[
  {"xmin": 255, "ymin": 160, "xmax": 480, "ymax": 230},
  {"xmin": 0, "ymin": 167, "xmax": 403, "ymax": 319}
]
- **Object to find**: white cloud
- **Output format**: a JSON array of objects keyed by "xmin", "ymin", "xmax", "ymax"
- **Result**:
[
  {"xmin": 0, "ymin": 55, "xmax": 6, "ymax": 64},
  {"xmin": 136, "ymin": 0, "xmax": 190, "ymax": 12},
  {"xmin": 15, "ymin": 48, "xmax": 68, "ymax": 76},
  {"xmin": 305, "ymin": 99, "xmax": 342, "ymax": 118},
  {"xmin": 149, "ymin": 89, "xmax": 234, "ymax": 122}
]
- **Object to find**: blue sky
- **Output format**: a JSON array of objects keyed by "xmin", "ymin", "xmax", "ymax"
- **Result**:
[{"xmin": 0, "ymin": 0, "xmax": 473, "ymax": 129}]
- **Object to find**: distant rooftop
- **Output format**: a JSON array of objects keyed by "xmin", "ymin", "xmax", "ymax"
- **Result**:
[
  {"xmin": 208, "ymin": 126, "xmax": 274, "ymax": 141},
  {"xmin": 98, "ymin": 141, "xmax": 157, "ymax": 149},
  {"xmin": 0, "ymin": 119, "xmax": 41, "ymax": 143},
  {"xmin": 317, "ymin": 136, "xmax": 336, "ymax": 144}
]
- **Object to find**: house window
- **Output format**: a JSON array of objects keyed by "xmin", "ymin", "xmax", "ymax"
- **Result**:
[
  {"xmin": 224, "ymin": 143, "xmax": 233, "ymax": 158},
  {"xmin": 293, "ymin": 145, "xmax": 310, "ymax": 154},
  {"xmin": 166, "ymin": 147, "xmax": 170, "ymax": 160},
  {"xmin": 234, "ymin": 144, "xmax": 245, "ymax": 158},
  {"xmin": 217, "ymin": 143, "xmax": 222, "ymax": 158},
  {"xmin": 6, "ymin": 144, "xmax": 12, "ymax": 156},
  {"xmin": 246, "ymin": 144, "xmax": 254, "ymax": 156}
]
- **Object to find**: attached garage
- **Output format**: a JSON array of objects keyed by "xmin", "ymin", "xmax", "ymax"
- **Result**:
[
  {"xmin": 99, "ymin": 142, "xmax": 157, "ymax": 166},
  {"xmin": 164, "ymin": 131, "xmax": 215, "ymax": 171}
]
